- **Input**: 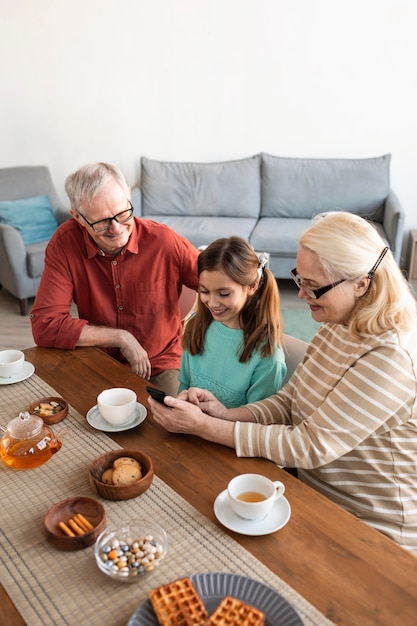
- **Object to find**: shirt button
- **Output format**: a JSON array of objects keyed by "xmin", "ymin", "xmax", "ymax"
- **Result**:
[
  {"xmin": 115, "ymin": 284, "xmax": 120, "ymax": 289},
  {"xmin": 112, "ymin": 260, "xmax": 118, "ymax": 266},
  {"xmin": 118, "ymin": 305, "xmax": 123, "ymax": 310}
]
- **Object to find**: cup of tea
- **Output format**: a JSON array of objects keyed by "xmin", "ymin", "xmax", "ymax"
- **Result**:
[
  {"xmin": 227, "ymin": 473, "xmax": 285, "ymax": 520},
  {"xmin": 97, "ymin": 388, "xmax": 137, "ymax": 425},
  {"xmin": 0, "ymin": 350, "xmax": 25, "ymax": 378}
]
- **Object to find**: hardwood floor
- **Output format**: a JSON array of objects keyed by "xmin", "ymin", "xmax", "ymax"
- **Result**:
[
  {"xmin": 0, "ymin": 289, "xmax": 35, "ymax": 349},
  {"xmin": 0, "ymin": 281, "xmax": 304, "ymax": 351}
]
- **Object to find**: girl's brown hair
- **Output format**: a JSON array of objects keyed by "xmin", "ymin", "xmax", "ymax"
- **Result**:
[{"xmin": 182, "ymin": 236, "xmax": 283, "ymax": 362}]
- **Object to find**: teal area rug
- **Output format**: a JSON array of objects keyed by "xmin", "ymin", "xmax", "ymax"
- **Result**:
[{"xmin": 282, "ymin": 308, "xmax": 321, "ymax": 343}]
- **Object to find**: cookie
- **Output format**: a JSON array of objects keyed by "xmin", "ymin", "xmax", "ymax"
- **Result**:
[
  {"xmin": 101, "ymin": 468, "xmax": 114, "ymax": 484},
  {"xmin": 112, "ymin": 464, "xmax": 142, "ymax": 486},
  {"xmin": 113, "ymin": 456, "xmax": 141, "ymax": 470}
]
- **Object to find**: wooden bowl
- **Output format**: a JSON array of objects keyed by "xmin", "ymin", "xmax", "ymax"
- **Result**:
[
  {"xmin": 29, "ymin": 396, "xmax": 68, "ymax": 425},
  {"xmin": 89, "ymin": 449, "xmax": 154, "ymax": 501},
  {"xmin": 44, "ymin": 496, "xmax": 106, "ymax": 551}
]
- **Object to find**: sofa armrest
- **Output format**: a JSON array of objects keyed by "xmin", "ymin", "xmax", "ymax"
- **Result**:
[
  {"xmin": 0, "ymin": 224, "xmax": 27, "ymax": 278},
  {"xmin": 383, "ymin": 190, "xmax": 404, "ymax": 264}
]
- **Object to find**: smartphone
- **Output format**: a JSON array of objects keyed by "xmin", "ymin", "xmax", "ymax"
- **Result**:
[{"xmin": 146, "ymin": 386, "xmax": 167, "ymax": 404}]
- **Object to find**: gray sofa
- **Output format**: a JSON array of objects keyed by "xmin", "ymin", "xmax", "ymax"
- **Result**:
[{"xmin": 131, "ymin": 153, "xmax": 403, "ymax": 277}]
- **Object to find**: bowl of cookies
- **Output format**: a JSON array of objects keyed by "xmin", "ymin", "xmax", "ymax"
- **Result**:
[
  {"xmin": 29, "ymin": 396, "xmax": 68, "ymax": 425},
  {"xmin": 89, "ymin": 449, "xmax": 153, "ymax": 501},
  {"xmin": 94, "ymin": 519, "xmax": 168, "ymax": 583}
]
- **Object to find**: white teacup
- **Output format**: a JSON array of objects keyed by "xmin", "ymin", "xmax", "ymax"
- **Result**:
[
  {"xmin": 0, "ymin": 349, "xmax": 25, "ymax": 378},
  {"xmin": 97, "ymin": 388, "xmax": 137, "ymax": 425},
  {"xmin": 227, "ymin": 473, "xmax": 285, "ymax": 520}
]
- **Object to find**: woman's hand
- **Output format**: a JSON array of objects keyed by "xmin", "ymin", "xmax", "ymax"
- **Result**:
[
  {"xmin": 148, "ymin": 395, "xmax": 207, "ymax": 435},
  {"xmin": 147, "ymin": 394, "xmax": 237, "ymax": 448}
]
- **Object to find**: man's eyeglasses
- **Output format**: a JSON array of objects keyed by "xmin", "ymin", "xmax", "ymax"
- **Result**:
[
  {"xmin": 290, "ymin": 246, "xmax": 389, "ymax": 300},
  {"xmin": 290, "ymin": 269, "xmax": 346, "ymax": 300},
  {"xmin": 76, "ymin": 201, "xmax": 134, "ymax": 233}
]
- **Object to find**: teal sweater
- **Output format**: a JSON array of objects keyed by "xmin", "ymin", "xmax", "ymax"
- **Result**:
[{"xmin": 179, "ymin": 321, "xmax": 287, "ymax": 408}]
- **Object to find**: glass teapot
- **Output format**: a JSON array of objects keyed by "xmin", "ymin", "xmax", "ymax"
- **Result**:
[{"xmin": 0, "ymin": 411, "xmax": 62, "ymax": 469}]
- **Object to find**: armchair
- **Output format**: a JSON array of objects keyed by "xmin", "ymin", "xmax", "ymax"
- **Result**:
[{"xmin": 0, "ymin": 166, "xmax": 67, "ymax": 315}]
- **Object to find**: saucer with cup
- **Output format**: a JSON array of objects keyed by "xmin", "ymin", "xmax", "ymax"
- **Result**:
[
  {"xmin": 214, "ymin": 473, "xmax": 291, "ymax": 536},
  {"xmin": 0, "ymin": 349, "xmax": 35, "ymax": 385},
  {"xmin": 86, "ymin": 387, "xmax": 147, "ymax": 432}
]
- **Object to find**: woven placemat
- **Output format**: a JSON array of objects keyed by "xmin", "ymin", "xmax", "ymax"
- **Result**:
[{"xmin": 0, "ymin": 374, "xmax": 333, "ymax": 626}]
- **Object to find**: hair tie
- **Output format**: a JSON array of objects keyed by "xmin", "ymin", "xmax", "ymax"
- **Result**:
[{"xmin": 257, "ymin": 252, "xmax": 270, "ymax": 281}]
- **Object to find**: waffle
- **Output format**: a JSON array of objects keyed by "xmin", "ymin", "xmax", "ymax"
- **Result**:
[
  {"xmin": 206, "ymin": 596, "xmax": 265, "ymax": 625},
  {"xmin": 149, "ymin": 577, "xmax": 209, "ymax": 625}
]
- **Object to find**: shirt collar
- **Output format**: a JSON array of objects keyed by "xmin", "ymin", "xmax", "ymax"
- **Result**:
[{"xmin": 82, "ymin": 218, "xmax": 139, "ymax": 258}]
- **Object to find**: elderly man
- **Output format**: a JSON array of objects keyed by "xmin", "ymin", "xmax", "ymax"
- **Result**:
[{"xmin": 31, "ymin": 162, "xmax": 199, "ymax": 395}]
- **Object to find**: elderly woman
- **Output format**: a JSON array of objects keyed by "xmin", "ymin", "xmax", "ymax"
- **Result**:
[{"xmin": 148, "ymin": 212, "xmax": 417, "ymax": 554}]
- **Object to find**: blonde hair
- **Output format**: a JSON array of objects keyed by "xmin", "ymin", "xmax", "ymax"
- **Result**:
[{"xmin": 299, "ymin": 212, "xmax": 417, "ymax": 337}]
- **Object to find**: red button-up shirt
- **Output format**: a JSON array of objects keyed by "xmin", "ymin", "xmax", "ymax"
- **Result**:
[{"xmin": 31, "ymin": 217, "xmax": 199, "ymax": 375}]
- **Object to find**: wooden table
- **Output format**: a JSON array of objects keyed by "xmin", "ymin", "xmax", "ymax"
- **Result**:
[{"xmin": 2, "ymin": 346, "xmax": 417, "ymax": 626}]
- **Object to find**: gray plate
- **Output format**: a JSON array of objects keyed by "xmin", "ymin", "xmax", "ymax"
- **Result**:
[{"xmin": 127, "ymin": 571, "xmax": 304, "ymax": 626}]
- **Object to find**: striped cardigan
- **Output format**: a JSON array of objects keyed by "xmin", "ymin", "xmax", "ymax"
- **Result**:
[{"xmin": 236, "ymin": 322, "xmax": 417, "ymax": 553}]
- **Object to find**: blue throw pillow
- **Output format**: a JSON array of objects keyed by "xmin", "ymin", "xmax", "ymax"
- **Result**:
[{"xmin": 0, "ymin": 195, "xmax": 58, "ymax": 245}]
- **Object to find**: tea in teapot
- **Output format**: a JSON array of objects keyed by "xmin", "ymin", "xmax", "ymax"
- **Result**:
[{"xmin": 0, "ymin": 411, "xmax": 62, "ymax": 469}]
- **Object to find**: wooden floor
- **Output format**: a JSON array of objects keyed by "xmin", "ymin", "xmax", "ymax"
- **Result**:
[
  {"xmin": 1, "ymin": 278, "xmax": 415, "ymax": 351},
  {"xmin": 0, "ymin": 281, "xmax": 304, "ymax": 351},
  {"xmin": 0, "ymin": 289, "xmax": 35, "ymax": 349}
]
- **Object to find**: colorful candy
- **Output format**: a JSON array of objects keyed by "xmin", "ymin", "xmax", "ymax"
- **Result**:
[{"xmin": 97, "ymin": 534, "xmax": 164, "ymax": 578}]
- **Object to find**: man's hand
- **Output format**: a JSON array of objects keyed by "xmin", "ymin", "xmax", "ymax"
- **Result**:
[
  {"xmin": 78, "ymin": 325, "xmax": 151, "ymax": 379},
  {"xmin": 119, "ymin": 334, "xmax": 151, "ymax": 379}
]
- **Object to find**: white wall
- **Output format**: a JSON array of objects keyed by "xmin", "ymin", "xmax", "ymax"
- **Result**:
[{"xmin": 1, "ymin": 0, "xmax": 416, "ymax": 265}]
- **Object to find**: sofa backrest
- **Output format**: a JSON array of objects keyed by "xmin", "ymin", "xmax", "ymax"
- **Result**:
[
  {"xmin": 141, "ymin": 155, "xmax": 261, "ymax": 218},
  {"xmin": 260, "ymin": 153, "xmax": 391, "ymax": 221}
]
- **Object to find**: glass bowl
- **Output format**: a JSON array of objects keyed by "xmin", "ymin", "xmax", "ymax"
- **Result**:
[{"xmin": 94, "ymin": 520, "xmax": 168, "ymax": 583}]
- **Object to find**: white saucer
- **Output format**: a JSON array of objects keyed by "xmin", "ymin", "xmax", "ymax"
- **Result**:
[
  {"xmin": 214, "ymin": 489, "xmax": 291, "ymax": 536},
  {"xmin": 0, "ymin": 361, "xmax": 35, "ymax": 385},
  {"xmin": 86, "ymin": 402, "xmax": 147, "ymax": 432}
]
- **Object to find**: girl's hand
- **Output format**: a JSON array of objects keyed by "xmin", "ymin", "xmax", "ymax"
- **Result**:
[{"xmin": 179, "ymin": 387, "xmax": 230, "ymax": 419}]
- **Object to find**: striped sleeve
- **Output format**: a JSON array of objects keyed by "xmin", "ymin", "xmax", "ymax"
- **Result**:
[{"xmin": 235, "ymin": 325, "xmax": 417, "ymax": 468}]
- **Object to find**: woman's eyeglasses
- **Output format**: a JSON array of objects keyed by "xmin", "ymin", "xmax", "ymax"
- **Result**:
[
  {"xmin": 290, "ymin": 269, "xmax": 346, "ymax": 300},
  {"xmin": 290, "ymin": 246, "xmax": 389, "ymax": 300}
]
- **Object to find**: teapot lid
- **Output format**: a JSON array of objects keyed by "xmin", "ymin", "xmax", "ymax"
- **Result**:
[{"xmin": 7, "ymin": 411, "xmax": 44, "ymax": 439}]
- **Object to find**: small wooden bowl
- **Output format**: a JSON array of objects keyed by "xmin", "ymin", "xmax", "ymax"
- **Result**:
[
  {"xmin": 29, "ymin": 396, "xmax": 68, "ymax": 425},
  {"xmin": 44, "ymin": 496, "xmax": 106, "ymax": 551},
  {"xmin": 89, "ymin": 449, "xmax": 154, "ymax": 501}
]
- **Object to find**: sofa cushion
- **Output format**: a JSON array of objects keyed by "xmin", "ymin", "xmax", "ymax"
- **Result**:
[
  {"xmin": 141, "ymin": 155, "xmax": 261, "ymax": 218},
  {"xmin": 261, "ymin": 153, "xmax": 391, "ymax": 221},
  {"xmin": 0, "ymin": 195, "xmax": 58, "ymax": 245},
  {"xmin": 250, "ymin": 217, "xmax": 312, "ymax": 256},
  {"xmin": 142, "ymin": 216, "xmax": 258, "ymax": 249}
]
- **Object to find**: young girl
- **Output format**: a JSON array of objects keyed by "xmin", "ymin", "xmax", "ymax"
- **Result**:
[{"xmin": 178, "ymin": 236, "xmax": 286, "ymax": 407}]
